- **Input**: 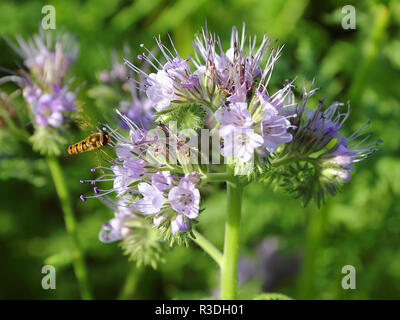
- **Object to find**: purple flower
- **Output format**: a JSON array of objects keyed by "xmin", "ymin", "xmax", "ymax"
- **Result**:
[
  {"xmin": 152, "ymin": 171, "xmax": 173, "ymax": 191},
  {"xmin": 168, "ymin": 178, "xmax": 200, "ymax": 219},
  {"xmin": 111, "ymin": 165, "xmax": 135, "ymax": 197},
  {"xmin": 99, "ymin": 204, "xmax": 134, "ymax": 243},
  {"xmin": 227, "ymin": 83, "xmax": 247, "ymax": 103},
  {"xmin": 146, "ymin": 70, "xmax": 175, "ymax": 111},
  {"xmin": 261, "ymin": 113, "xmax": 293, "ymax": 153},
  {"xmin": 182, "ymin": 172, "xmax": 201, "ymax": 186},
  {"xmin": 80, "ymin": 113, "xmax": 202, "ymax": 235},
  {"xmin": 124, "ymin": 37, "xmax": 206, "ymax": 113},
  {"xmin": 14, "ymin": 32, "xmax": 78, "ymax": 85},
  {"xmin": 192, "ymin": 23, "xmax": 280, "ymax": 97},
  {"xmin": 124, "ymin": 157, "xmax": 146, "ymax": 178},
  {"xmin": 164, "ymin": 56, "xmax": 190, "ymax": 76},
  {"xmin": 304, "ymin": 106, "xmax": 340, "ymax": 141},
  {"xmin": 30, "ymin": 82, "xmax": 79, "ymax": 127},
  {"xmin": 99, "ymin": 49, "xmax": 129, "ymax": 84},
  {"xmin": 257, "ymin": 84, "xmax": 294, "ymax": 112},
  {"xmin": 220, "ymin": 125, "xmax": 264, "ymax": 162},
  {"xmin": 282, "ymin": 83, "xmax": 381, "ymax": 200},
  {"xmin": 3, "ymin": 32, "xmax": 79, "ymax": 130},
  {"xmin": 33, "ymin": 93, "xmax": 64, "ymax": 127},
  {"xmin": 321, "ymin": 141, "xmax": 355, "ymax": 169},
  {"xmin": 215, "ymin": 102, "xmax": 253, "ymax": 128},
  {"xmin": 116, "ymin": 136, "xmax": 144, "ymax": 159},
  {"xmin": 318, "ymin": 132, "xmax": 378, "ymax": 185},
  {"xmin": 135, "ymin": 183, "xmax": 166, "ymax": 215},
  {"xmin": 121, "ymin": 98, "xmax": 153, "ymax": 130},
  {"xmin": 171, "ymin": 214, "xmax": 190, "ymax": 235},
  {"xmin": 53, "ymin": 84, "xmax": 77, "ymax": 111}
]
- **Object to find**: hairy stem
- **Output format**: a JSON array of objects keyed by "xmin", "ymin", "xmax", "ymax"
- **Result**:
[
  {"xmin": 193, "ymin": 230, "xmax": 223, "ymax": 267},
  {"xmin": 221, "ymin": 174, "xmax": 243, "ymax": 300},
  {"xmin": 46, "ymin": 155, "xmax": 92, "ymax": 299}
]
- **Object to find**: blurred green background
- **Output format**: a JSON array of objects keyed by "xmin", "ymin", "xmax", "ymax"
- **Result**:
[{"xmin": 0, "ymin": 0, "xmax": 399, "ymax": 299}]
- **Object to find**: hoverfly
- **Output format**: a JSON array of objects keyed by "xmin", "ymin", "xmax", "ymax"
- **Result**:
[{"xmin": 67, "ymin": 128, "xmax": 117, "ymax": 156}]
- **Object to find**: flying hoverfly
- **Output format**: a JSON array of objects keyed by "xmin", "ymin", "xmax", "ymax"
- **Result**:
[
  {"xmin": 67, "ymin": 130, "xmax": 115, "ymax": 155},
  {"xmin": 67, "ymin": 113, "xmax": 119, "ymax": 162}
]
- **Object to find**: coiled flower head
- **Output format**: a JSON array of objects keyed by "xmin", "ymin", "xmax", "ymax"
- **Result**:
[{"xmin": 262, "ymin": 81, "xmax": 381, "ymax": 206}]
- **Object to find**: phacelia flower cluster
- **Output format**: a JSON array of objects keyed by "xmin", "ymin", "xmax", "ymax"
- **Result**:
[
  {"xmin": 265, "ymin": 81, "xmax": 381, "ymax": 205},
  {"xmin": 80, "ymin": 24, "xmax": 379, "ymax": 264},
  {"xmin": 80, "ymin": 111, "xmax": 201, "ymax": 240},
  {"xmin": 125, "ymin": 24, "xmax": 297, "ymax": 171},
  {"xmin": 2, "ymin": 31, "xmax": 79, "ymax": 129}
]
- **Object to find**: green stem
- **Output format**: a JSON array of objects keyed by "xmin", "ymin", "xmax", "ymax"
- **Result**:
[
  {"xmin": 46, "ymin": 155, "xmax": 92, "ymax": 300},
  {"xmin": 297, "ymin": 206, "xmax": 326, "ymax": 299},
  {"xmin": 118, "ymin": 265, "xmax": 143, "ymax": 300},
  {"xmin": 202, "ymin": 172, "xmax": 235, "ymax": 184},
  {"xmin": 192, "ymin": 230, "xmax": 223, "ymax": 267},
  {"xmin": 221, "ymin": 175, "xmax": 243, "ymax": 300}
]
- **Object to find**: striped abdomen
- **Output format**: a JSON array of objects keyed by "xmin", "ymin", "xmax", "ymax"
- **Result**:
[{"xmin": 68, "ymin": 132, "xmax": 109, "ymax": 155}]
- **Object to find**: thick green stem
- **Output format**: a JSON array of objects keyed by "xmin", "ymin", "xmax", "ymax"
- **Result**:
[
  {"xmin": 118, "ymin": 265, "xmax": 143, "ymax": 300},
  {"xmin": 46, "ymin": 155, "xmax": 92, "ymax": 300},
  {"xmin": 297, "ymin": 207, "xmax": 326, "ymax": 299},
  {"xmin": 221, "ymin": 176, "xmax": 243, "ymax": 300},
  {"xmin": 202, "ymin": 172, "xmax": 235, "ymax": 184},
  {"xmin": 193, "ymin": 230, "xmax": 223, "ymax": 267}
]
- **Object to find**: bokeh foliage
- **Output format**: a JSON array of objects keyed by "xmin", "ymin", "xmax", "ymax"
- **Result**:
[{"xmin": 0, "ymin": 0, "xmax": 399, "ymax": 299}]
